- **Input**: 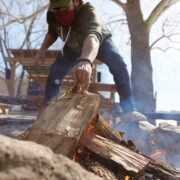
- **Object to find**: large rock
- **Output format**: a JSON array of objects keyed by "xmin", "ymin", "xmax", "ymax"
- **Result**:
[{"xmin": 0, "ymin": 134, "xmax": 102, "ymax": 180}]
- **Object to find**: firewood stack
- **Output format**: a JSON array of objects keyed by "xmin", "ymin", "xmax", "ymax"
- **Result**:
[{"xmin": 24, "ymin": 90, "xmax": 180, "ymax": 180}]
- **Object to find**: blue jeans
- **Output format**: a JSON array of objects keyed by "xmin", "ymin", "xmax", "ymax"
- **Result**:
[{"xmin": 44, "ymin": 37, "xmax": 135, "ymax": 112}]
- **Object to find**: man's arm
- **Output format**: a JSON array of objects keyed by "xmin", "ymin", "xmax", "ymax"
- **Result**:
[
  {"xmin": 80, "ymin": 34, "xmax": 100, "ymax": 63},
  {"xmin": 74, "ymin": 34, "xmax": 100, "ymax": 92},
  {"xmin": 35, "ymin": 33, "xmax": 57, "ymax": 65}
]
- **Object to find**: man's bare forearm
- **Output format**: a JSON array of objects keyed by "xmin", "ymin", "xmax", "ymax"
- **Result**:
[
  {"xmin": 35, "ymin": 33, "xmax": 57, "ymax": 65},
  {"xmin": 80, "ymin": 34, "xmax": 100, "ymax": 63},
  {"xmin": 40, "ymin": 33, "xmax": 57, "ymax": 50}
]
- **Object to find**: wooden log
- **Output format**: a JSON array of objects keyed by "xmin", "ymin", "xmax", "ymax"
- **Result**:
[
  {"xmin": 80, "ymin": 132, "xmax": 150, "ymax": 174},
  {"xmin": 80, "ymin": 132, "xmax": 180, "ymax": 179},
  {"xmin": 80, "ymin": 156, "xmax": 118, "ymax": 180},
  {"xmin": 91, "ymin": 115, "xmax": 124, "ymax": 143},
  {"xmin": 24, "ymin": 91, "xmax": 100, "ymax": 157},
  {"xmin": 89, "ymin": 115, "xmax": 138, "ymax": 152},
  {"xmin": 147, "ymin": 160, "xmax": 180, "ymax": 180},
  {"xmin": 21, "ymin": 90, "xmax": 180, "ymax": 179}
]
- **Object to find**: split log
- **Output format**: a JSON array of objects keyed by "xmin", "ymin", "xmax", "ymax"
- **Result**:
[
  {"xmin": 91, "ymin": 115, "xmax": 124, "ymax": 143},
  {"xmin": 25, "ymin": 91, "xmax": 100, "ymax": 157},
  {"xmin": 78, "ymin": 156, "xmax": 118, "ymax": 180},
  {"xmin": 79, "ymin": 132, "xmax": 180, "ymax": 179},
  {"xmin": 80, "ymin": 132, "xmax": 150, "ymax": 175},
  {"xmin": 0, "ymin": 134, "xmax": 101, "ymax": 180}
]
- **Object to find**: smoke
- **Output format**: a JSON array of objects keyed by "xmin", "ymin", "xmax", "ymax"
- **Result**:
[{"xmin": 110, "ymin": 110, "xmax": 180, "ymax": 169}]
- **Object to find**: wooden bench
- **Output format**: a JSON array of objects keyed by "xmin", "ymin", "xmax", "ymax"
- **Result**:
[{"xmin": 6, "ymin": 49, "xmax": 117, "ymax": 113}]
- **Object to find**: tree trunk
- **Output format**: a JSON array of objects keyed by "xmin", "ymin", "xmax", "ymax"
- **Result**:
[
  {"xmin": 6, "ymin": 62, "xmax": 17, "ymax": 97},
  {"xmin": 131, "ymin": 30, "xmax": 155, "ymax": 112},
  {"xmin": 126, "ymin": 0, "xmax": 155, "ymax": 112},
  {"xmin": 16, "ymin": 69, "xmax": 25, "ymax": 97}
]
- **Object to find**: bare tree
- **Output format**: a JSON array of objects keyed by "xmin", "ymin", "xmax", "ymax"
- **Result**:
[
  {"xmin": 110, "ymin": 0, "xmax": 180, "ymax": 112},
  {"xmin": 1, "ymin": 0, "xmax": 179, "ymax": 108},
  {"xmin": 150, "ymin": 13, "xmax": 180, "ymax": 52},
  {"xmin": 0, "ymin": 0, "xmax": 48, "ymax": 97}
]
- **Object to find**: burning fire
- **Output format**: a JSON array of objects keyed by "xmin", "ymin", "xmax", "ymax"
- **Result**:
[
  {"xmin": 85, "ymin": 119, "xmax": 97, "ymax": 133},
  {"xmin": 124, "ymin": 175, "xmax": 130, "ymax": 180},
  {"xmin": 73, "ymin": 119, "xmax": 97, "ymax": 162}
]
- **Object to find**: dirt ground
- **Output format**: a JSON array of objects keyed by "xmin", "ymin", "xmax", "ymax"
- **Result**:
[{"xmin": 0, "ymin": 111, "xmax": 37, "ymax": 138}]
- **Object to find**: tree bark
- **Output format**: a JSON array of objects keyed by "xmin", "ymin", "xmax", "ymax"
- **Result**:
[
  {"xmin": 16, "ymin": 68, "xmax": 25, "ymax": 97},
  {"xmin": 126, "ymin": 0, "xmax": 155, "ymax": 112},
  {"xmin": 6, "ymin": 62, "xmax": 17, "ymax": 97},
  {"xmin": 131, "ymin": 29, "xmax": 155, "ymax": 112}
]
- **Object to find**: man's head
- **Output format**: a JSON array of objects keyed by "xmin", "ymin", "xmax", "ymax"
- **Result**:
[
  {"xmin": 49, "ymin": 0, "xmax": 79, "ymax": 11},
  {"xmin": 49, "ymin": 0, "xmax": 80, "ymax": 26}
]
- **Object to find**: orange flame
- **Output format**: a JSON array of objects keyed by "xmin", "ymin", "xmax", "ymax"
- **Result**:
[
  {"xmin": 124, "ymin": 176, "xmax": 130, "ymax": 180},
  {"xmin": 73, "ymin": 119, "xmax": 97, "ymax": 162},
  {"xmin": 86, "ymin": 120, "xmax": 96, "ymax": 133}
]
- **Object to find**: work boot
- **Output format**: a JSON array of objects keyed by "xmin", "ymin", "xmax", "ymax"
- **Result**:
[{"xmin": 121, "ymin": 111, "xmax": 147, "ymax": 122}]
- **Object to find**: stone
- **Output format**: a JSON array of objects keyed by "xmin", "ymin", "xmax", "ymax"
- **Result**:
[{"xmin": 0, "ymin": 134, "xmax": 102, "ymax": 180}]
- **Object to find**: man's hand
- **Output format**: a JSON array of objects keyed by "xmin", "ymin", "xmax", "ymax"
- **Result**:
[
  {"xmin": 34, "ymin": 33, "xmax": 57, "ymax": 65},
  {"xmin": 35, "ymin": 49, "xmax": 46, "ymax": 66},
  {"xmin": 73, "ymin": 61, "xmax": 92, "ymax": 93}
]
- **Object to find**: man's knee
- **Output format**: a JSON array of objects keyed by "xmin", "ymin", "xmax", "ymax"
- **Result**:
[{"xmin": 109, "ymin": 53, "xmax": 127, "ymax": 72}]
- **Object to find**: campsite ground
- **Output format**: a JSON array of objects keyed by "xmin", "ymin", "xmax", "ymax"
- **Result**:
[{"xmin": 0, "ymin": 111, "xmax": 37, "ymax": 138}]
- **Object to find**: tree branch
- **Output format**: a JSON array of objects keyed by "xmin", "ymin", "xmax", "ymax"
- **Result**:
[
  {"xmin": 0, "ymin": 35, "xmax": 9, "ymax": 69},
  {"xmin": 20, "ymin": 16, "xmax": 37, "ymax": 49},
  {"xmin": 106, "ymin": 18, "xmax": 127, "ymax": 25},
  {"xmin": 146, "ymin": 0, "xmax": 180, "ymax": 30},
  {"xmin": 150, "ymin": 33, "xmax": 180, "ymax": 48},
  {"xmin": 152, "ymin": 46, "xmax": 180, "ymax": 52},
  {"xmin": 110, "ymin": 0, "xmax": 127, "ymax": 12},
  {"xmin": 0, "ymin": 4, "xmax": 48, "ymax": 30}
]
